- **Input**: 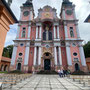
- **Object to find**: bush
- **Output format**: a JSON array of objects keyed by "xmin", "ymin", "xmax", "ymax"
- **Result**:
[{"xmin": 8, "ymin": 70, "xmax": 24, "ymax": 74}]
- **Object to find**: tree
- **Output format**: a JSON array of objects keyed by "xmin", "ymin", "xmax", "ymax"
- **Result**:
[
  {"xmin": 7, "ymin": 0, "xmax": 12, "ymax": 7},
  {"xmin": 2, "ymin": 45, "xmax": 13, "ymax": 58},
  {"xmin": 83, "ymin": 41, "xmax": 90, "ymax": 58}
]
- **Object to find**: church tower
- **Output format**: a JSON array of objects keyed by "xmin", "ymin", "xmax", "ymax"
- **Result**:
[
  {"xmin": 60, "ymin": 0, "xmax": 87, "ymax": 71},
  {"xmin": 10, "ymin": 0, "xmax": 34, "ymax": 71}
]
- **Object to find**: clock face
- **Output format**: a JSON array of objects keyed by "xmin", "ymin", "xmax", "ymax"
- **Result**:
[
  {"xmin": 23, "ymin": 11, "xmax": 29, "ymax": 16},
  {"xmin": 66, "ymin": 10, "xmax": 73, "ymax": 15}
]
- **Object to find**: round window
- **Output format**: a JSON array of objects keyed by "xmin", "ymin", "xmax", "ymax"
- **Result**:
[
  {"xmin": 20, "ymin": 43, "xmax": 24, "ymax": 47},
  {"xmin": 73, "ymin": 52, "xmax": 78, "ymax": 56},
  {"xmin": 19, "ymin": 53, "xmax": 23, "ymax": 56}
]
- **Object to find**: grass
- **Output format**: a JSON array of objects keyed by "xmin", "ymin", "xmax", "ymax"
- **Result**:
[{"xmin": 0, "ymin": 71, "xmax": 8, "ymax": 74}]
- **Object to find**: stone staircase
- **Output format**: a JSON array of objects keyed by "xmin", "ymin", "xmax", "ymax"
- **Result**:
[{"xmin": 37, "ymin": 70, "xmax": 58, "ymax": 74}]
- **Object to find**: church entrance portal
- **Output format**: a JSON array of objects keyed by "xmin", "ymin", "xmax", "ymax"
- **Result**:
[{"xmin": 44, "ymin": 59, "xmax": 51, "ymax": 70}]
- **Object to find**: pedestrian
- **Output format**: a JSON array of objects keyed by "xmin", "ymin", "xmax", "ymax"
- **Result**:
[
  {"xmin": 60, "ymin": 69, "xmax": 63, "ymax": 77},
  {"xmin": 58, "ymin": 69, "xmax": 61, "ymax": 77}
]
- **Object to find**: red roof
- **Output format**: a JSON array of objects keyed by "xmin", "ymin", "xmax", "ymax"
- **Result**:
[
  {"xmin": 1, "ymin": 56, "xmax": 11, "ymax": 62},
  {"xmin": 86, "ymin": 57, "xmax": 90, "ymax": 63}
]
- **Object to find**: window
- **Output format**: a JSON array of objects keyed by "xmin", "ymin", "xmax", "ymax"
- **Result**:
[
  {"xmin": 46, "ymin": 53, "xmax": 49, "ymax": 56},
  {"xmin": 73, "ymin": 52, "xmax": 78, "ymax": 56},
  {"xmin": 22, "ymin": 27, "xmax": 26, "ymax": 38},
  {"xmin": 43, "ymin": 31, "xmax": 46, "ymax": 40},
  {"xmin": 72, "ymin": 43, "xmax": 76, "ymax": 47},
  {"xmin": 19, "ymin": 53, "xmax": 23, "ymax": 56},
  {"xmin": 48, "ymin": 31, "xmax": 52, "ymax": 40},
  {"xmin": 20, "ymin": 43, "xmax": 24, "ymax": 47},
  {"xmin": 43, "ymin": 31, "xmax": 52, "ymax": 40},
  {"xmin": 70, "ymin": 27, "xmax": 74, "ymax": 37}
]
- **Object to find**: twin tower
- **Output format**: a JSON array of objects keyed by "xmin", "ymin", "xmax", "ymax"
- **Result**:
[{"xmin": 10, "ymin": 0, "xmax": 87, "ymax": 72}]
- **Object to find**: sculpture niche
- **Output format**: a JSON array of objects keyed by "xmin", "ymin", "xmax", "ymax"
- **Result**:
[{"xmin": 43, "ymin": 26, "xmax": 52, "ymax": 41}]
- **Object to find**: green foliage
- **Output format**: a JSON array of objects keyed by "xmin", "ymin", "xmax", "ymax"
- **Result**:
[
  {"xmin": 2, "ymin": 45, "xmax": 13, "ymax": 58},
  {"xmin": 83, "ymin": 41, "xmax": 90, "ymax": 58},
  {"xmin": 8, "ymin": 70, "xmax": 24, "ymax": 74},
  {"xmin": 0, "ymin": 71, "xmax": 8, "ymax": 74}
]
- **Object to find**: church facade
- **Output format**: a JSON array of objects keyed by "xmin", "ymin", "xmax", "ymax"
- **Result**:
[{"xmin": 10, "ymin": 0, "xmax": 87, "ymax": 72}]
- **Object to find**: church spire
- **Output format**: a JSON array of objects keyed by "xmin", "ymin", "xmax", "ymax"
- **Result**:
[
  {"xmin": 26, "ymin": 0, "xmax": 32, "ymax": 3},
  {"xmin": 62, "ymin": 0, "xmax": 72, "ymax": 6},
  {"xmin": 23, "ymin": 0, "xmax": 33, "ymax": 7}
]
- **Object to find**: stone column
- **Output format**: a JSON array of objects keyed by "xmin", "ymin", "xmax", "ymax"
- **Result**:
[
  {"xmin": 29, "ymin": 11, "xmax": 32, "ymax": 21},
  {"xmin": 57, "ymin": 26, "xmax": 60, "ymax": 39},
  {"xmin": 33, "ymin": 47, "xmax": 37, "ymax": 66},
  {"xmin": 11, "ymin": 43, "xmax": 18, "ymax": 65},
  {"xmin": 66, "ymin": 43, "xmax": 72, "ymax": 66},
  {"xmin": 75, "ymin": 23, "xmax": 80, "ymax": 38},
  {"xmin": 24, "ymin": 42, "xmax": 30, "ymax": 65},
  {"xmin": 16, "ymin": 25, "xmax": 20, "ymax": 39},
  {"xmin": 20, "ymin": 8, "xmax": 23, "ymax": 20},
  {"xmin": 54, "ymin": 47, "xmax": 57, "ymax": 65},
  {"xmin": 58, "ymin": 47, "xmax": 62, "ymax": 65},
  {"xmin": 38, "ymin": 47, "xmax": 41, "ymax": 65},
  {"xmin": 54, "ymin": 26, "xmax": 56, "ymax": 39},
  {"xmin": 39, "ymin": 26, "xmax": 42, "ymax": 39},
  {"xmin": 62, "ymin": 8, "xmax": 66, "ymax": 20},
  {"xmin": 28, "ymin": 25, "xmax": 31, "ymax": 38},
  {"xmin": 36, "ymin": 26, "xmax": 38, "ymax": 39},
  {"xmin": 73, "ymin": 6, "xmax": 76, "ymax": 20},
  {"xmin": 64, "ymin": 23, "xmax": 68, "ymax": 38},
  {"xmin": 79, "ymin": 43, "xmax": 86, "ymax": 66}
]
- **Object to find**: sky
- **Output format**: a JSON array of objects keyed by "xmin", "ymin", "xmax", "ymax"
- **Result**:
[{"xmin": 5, "ymin": 0, "xmax": 90, "ymax": 47}]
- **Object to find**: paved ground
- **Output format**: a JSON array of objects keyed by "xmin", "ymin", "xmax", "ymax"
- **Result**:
[{"xmin": 4, "ymin": 75, "xmax": 90, "ymax": 90}]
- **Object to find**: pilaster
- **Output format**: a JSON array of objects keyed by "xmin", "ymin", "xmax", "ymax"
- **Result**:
[
  {"xmin": 11, "ymin": 43, "xmax": 18, "ymax": 65},
  {"xmin": 66, "ymin": 42, "xmax": 72, "ymax": 66}
]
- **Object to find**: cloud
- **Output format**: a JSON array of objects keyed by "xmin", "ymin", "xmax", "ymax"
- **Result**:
[
  {"xmin": 5, "ymin": 24, "xmax": 18, "ymax": 47},
  {"xmin": 5, "ymin": 0, "xmax": 90, "ymax": 46}
]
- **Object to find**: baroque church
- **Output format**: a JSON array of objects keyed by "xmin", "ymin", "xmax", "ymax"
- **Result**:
[{"xmin": 10, "ymin": 0, "xmax": 87, "ymax": 72}]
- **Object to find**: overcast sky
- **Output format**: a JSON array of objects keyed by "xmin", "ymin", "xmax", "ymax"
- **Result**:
[{"xmin": 5, "ymin": 0, "xmax": 90, "ymax": 46}]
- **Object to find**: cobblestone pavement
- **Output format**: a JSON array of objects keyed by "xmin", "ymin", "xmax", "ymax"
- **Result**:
[{"xmin": 4, "ymin": 75, "xmax": 90, "ymax": 90}]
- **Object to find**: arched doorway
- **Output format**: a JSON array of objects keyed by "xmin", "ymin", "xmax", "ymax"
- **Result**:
[
  {"xmin": 17, "ymin": 63, "xmax": 21, "ymax": 70},
  {"xmin": 43, "ymin": 52, "xmax": 52, "ymax": 70},
  {"xmin": 1, "ymin": 65, "xmax": 4, "ymax": 71},
  {"xmin": 75, "ymin": 63, "xmax": 80, "ymax": 71},
  {"xmin": 4, "ymin": 65, "xmax": 8, "ymax": 71}
]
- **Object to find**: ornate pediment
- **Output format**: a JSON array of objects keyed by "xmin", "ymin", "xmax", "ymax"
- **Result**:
[{"xmin": 36, "ymin": 5, "xmax": 58, "ymax": 20}]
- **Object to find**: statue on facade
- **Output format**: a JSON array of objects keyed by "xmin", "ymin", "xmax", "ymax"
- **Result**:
[{"xmin": 7, "ymin": 0, "xmax": 12, "ymax": 7}]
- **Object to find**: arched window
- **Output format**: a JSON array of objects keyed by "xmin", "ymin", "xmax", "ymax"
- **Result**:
[
  {"xmin": 22, "ymin": 27, "xmax": 26, "ymax": 38},
  {"xmin": 75, "ymin": 63, "xmax": 80, "ymax": 71},
  {"xmin": 43, "ymin": 31, "xmax": 46, "ymax": 40},
  {"xmin": 48, "ymin": 31, "xmax": 52, "ymax": 40},
  {"xmin": 70, "ymin": 27, "xmax": 74, "ymax": 37}
]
